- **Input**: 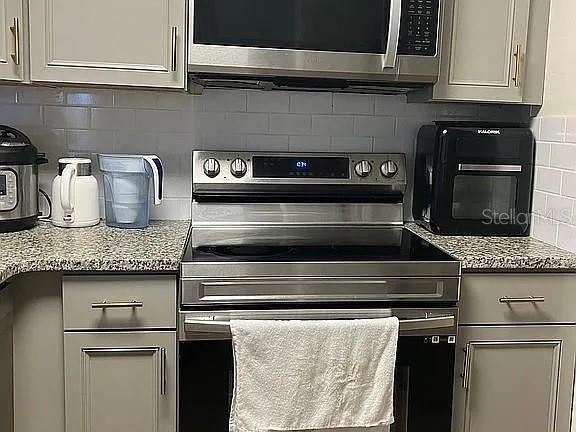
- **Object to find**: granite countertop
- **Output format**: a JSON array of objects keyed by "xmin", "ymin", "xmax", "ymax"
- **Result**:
[
  {"xmin": 406, "ymin": 223, "xmax": 576, "ymax": 271},
  {"xmin": 0, "ymin": 220, "xmax": 190, "ymax": 284}
]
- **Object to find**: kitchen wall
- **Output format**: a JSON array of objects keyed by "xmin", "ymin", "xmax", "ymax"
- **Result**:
[
  {"xmin": 530, "ymin": 0, "xmax": 576, "ymax": 250},
  {"xmin": 0, "ymin": 85, "xmax": 530, "ymax": 220}
]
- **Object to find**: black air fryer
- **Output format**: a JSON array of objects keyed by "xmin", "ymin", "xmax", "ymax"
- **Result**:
[{"xmin": 412, "ymin": 122, "xmax": 535, "ymax": 236}]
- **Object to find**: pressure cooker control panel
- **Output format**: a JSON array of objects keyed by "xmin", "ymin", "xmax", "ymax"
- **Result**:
[{"xmin": 0, "ymin": 169, "xmax": 17, "ymax": 211}]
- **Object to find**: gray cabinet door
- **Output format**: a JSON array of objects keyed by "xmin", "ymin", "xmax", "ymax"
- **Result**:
[
  {"xmin": 434, "ymin": 0, "xmax": 531, "ymax": 103},
  {"xmin": 453, "ymin": 326, "xmax": 576, "ymax": 432},
  {"xmin": 64, "ymin": 331, "xmax": 176, "ymax": 432},
  {"xmin": 29, "ymin": 0, "xmax": 186, "ymax": 88},
  {"xmin": 0, "ymin": 0, "xmax": 23, "ymax": 81}
]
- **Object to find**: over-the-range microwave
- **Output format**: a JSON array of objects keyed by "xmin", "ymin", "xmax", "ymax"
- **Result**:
[{"xmin": 187, "ymin": 0, "xmax": 443, "ymax": 93}]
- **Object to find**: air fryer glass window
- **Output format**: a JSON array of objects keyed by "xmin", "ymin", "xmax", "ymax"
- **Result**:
[
  {"xmin": 452, "ymin": 175, "xmax": 518, "ymax": 220},
  {"xmin": 193, "ymin": 0, "xmax": 391, "ymax": 54},
  {"xmin": 0, "ymin": 175, "xmax": 5, "ymax": 195}
]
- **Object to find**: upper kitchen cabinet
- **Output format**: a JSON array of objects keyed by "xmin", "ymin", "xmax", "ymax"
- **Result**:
[
  {"xmin": 28, "ymin": 0, "xmax": 186, "ymax": 88},
  {"xmin": 411, "ymin": 0, "xmax": 551, "ymax": 104},
  {"xmin": 0, "ymin": 0, "xmax": 24, "ymax": 81}
]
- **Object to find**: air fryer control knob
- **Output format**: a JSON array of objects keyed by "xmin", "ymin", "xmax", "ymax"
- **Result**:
[
  {"xmin": 380, "ymin": 160, "xmax": 399, "ymax": 178},
  {"xmin": 203, "ymin": 158, "xmax": 220, "ymax": 178},
  {"xmin": 354, "ymin": 160, "xmax": 372, "ymax": 178},
  {"xmin": 230, "ymin": 158, "xmax": 247, "ymax": 178}
]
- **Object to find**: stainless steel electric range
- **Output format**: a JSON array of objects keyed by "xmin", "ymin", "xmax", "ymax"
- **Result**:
[{"xmin": 179, "ymin": 151, "xmax": 461, "ymax": 432}]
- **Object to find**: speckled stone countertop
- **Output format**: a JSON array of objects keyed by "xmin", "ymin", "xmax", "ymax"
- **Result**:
[
  {"xmin": 0, "ymin": 221, "xmax": 190, "ymax": 284},
  {"xmin": 406, "ymin": 223, "xmax": 576, "ymax": 271}
]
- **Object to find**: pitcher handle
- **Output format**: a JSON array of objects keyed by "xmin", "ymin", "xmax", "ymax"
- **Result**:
[
  {"xmin": 143, "ymin": 155, "xmax": 163, "ymax": 205},
  {"xmin": 61, "ymin": 164, "xmax": 76, "ymax": 214}
]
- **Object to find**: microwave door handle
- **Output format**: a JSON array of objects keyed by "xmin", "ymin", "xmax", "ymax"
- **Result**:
[
  {"xmin": 183, "ymin": 315, "xmax": 455, "ymax": 335},
  {"xmin": 382, "ymin": 0, "xmax": 402, "ymax": 69}
]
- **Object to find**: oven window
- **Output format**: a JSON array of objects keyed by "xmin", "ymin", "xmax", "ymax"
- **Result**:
[
  {"xmin": 452, "ymin": 175, "xmax": 517, "ymax": 220},
  {"xmin": 194, "ymin": 0, "xmax": 391, "ymax": 54},
  {"xmin": 0, "ymin": 175, "xmax": 5, "ymax": 196},
  {"xmin": 179, "ymin": 337, "xmax": 454, "ymax": 432}
]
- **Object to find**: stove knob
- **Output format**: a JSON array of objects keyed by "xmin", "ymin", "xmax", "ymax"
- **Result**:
[
  {"xmin": 203, "ymin": 158, "xmax": 220, "ymax": 178},
  {"xmin": 230, "ymin": 158, "xmax": 247, "ymax": 178},
  {"xmin": 354, "ymin": 160, "xmax": 372, "ymax": 178},
  {"xmin": 380, "ymin": 160, "xmax": 399, "ymax": 178}
]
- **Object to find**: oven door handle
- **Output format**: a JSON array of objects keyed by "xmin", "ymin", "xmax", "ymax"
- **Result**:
[
  {"xmin": 183, "ymin": 315, "xmax": 455, "ymax": 335},
  {"xmin": 458, "ymin": 164, "xmax": 523, "ymax": 173}
]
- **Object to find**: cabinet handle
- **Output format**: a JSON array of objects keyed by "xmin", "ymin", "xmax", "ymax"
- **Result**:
[
  {"xmin": 9, "ymin": 17, "xmax": 20, "ymax": 65},
  {"xmin": 171, "ymin": 26, "xmax": 178, "ymax": 72},
  {"xmin": 91, "ymin": 300, "xmax": 144, "ymax": 309},
  {"xmin": 160, "ymin": 347, "xmax": 167, "ymax": 396},
  {"xmin": 512, "ymin": 44, "xmax": 522, "ymax": 88},
  {"xmin": 461, "ymin": 344, "xmax": 471, "ymax": 389},
  {"xmin": 499, "ymin": 296, "xmax": 545, "ymax": 304}
]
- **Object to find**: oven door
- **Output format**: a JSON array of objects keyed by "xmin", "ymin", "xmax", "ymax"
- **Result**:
[
  {"xmin": 189, "ymin": 0, "xmax": 407, "ymax": 80},
  {"xmin": 179, "ymin": 308, "xmax": 457, "ymax": 432}
]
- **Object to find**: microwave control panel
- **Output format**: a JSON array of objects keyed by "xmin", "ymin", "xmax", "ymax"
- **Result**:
[
  {"xmin": 0, "ymin": 170, "xmax": 17, "ymax": 211},
  {"xmin": 398, "ymin": 0, "xmax": 440, "ymax": 56}
]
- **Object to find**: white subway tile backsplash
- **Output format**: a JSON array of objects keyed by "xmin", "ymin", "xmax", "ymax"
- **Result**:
[
  {"xmin": 355, "ymin": 116, "xmax": 395, "ymax": 138},
  {"xmin": 288, "ymin": 136, "xmax": 331, "ymax": 152},
  {"xmin": 531, "ymin": 215, "xmax": 558, "ymax": 245},
  {"xmin": 246, "ymin": 135, "xmax": 289, "ymax": 150},
  {"xmin": 330, "ymin": 137, "xmax": 373, "ymax": 152},
  {"xmin": 91, "ymin": 108, "xmax": 135, "ymax": 130},
  {"xmin": 290, "ymin": 93, "xmax": 332, "ymax": 114},
  {"xmin": 532, "ymin": 191, "xmax": 547, "ymax": 216},
  {"xmin": 540, "ymin": 117, "xmax": 566, "ymax": 142},
  {"xmin": 556, "ymin": 223, "xmax": 576, "ymax": 253},
  {"xmin": 202, "ymin": 89, "xmax": 246, "ymax": 112},
  {"xmin": 247, "ymin": 91, "xmax": 289, "ymax": 113},
  {"xmin": 561, "ymin": 171, "xmax": 576, "ymax": 198},
  {"xmin": 66, "ymin": 90, "xmax": 113, "ymax": 107},
  {"xmin": 0, "ymin": 85, "xmax": 533, "ymax": 221},
  {"xmin": 333, "ymin": 94, "xmax": 374, "ymax": 115},
  {"xmin": 17, "ymin": 87, "xmax": 64, "ymax": 105},
  {"xmin": 565, "ymin": 117, "xmax": 576, "ymax": 144},
  {"xmin": 113, "ymin": 131, "xmax": 157, "ymax": 153},
  {"xmin": 44, "ymin": 106, "xmax": 90, "ymax": 129},
  {"xmin": 270, "ymin": 114, "xmax": 312, "ymax": 135},
  {"xmin": 545, "ymin": 194, "xmax": 574, "ymax": 223},
  {"xmin": 224, "ymin": 112, "xmax": 269, "ymax": 134},
  {"xmin": 535, "ymin": 167, "xmax": 562, "ymax": 194},
  {"xmin": 535, "ymin": 141, "xmax": 551, "ymax": 166},
  {"xmin": 114, "ymin": 91, "xmax": 158, "ymax": 108},
  {"xmin": 311, "ymin": 115, "xmax": 354, "ymax": 136},
  {"xmin": 0, "ymin": 104, "xmax": 43, "ymax": 126},
  {"xmin": 67, "ymin": 129, "xmax": 114, "ymax": 152},
  {"xmin": 550, "ymin": 143, "xmax": 576, "ymax": 170}
]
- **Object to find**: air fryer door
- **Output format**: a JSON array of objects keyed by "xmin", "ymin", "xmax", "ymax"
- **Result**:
[{"xmin": 431, "ymin": 127, "xmax": 535, "ymax": 236}]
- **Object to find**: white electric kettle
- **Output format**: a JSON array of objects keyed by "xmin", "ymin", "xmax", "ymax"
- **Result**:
[{"xmin": 51, "ymin": 158, "xmax": 100, "ymax": 227}]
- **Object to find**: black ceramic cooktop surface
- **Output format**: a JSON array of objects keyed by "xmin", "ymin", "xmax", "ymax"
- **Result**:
[{"xmin": 186, "ymin": 228, "xmax": 455, "ymax": 263}]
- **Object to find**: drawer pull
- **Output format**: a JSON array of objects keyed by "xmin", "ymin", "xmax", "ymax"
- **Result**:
[
  {"xmin": 91, "ymin": 300, "xmax": 144, "ymax": 309},
  {"xmin": 499, "ymin": 296, "xmax": 545, "ymax": 304}
]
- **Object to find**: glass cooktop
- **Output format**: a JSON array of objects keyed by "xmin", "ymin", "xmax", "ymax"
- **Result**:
[{"xmin": 185, "ymin": 228, "xmax": 454, "ymax": 263}]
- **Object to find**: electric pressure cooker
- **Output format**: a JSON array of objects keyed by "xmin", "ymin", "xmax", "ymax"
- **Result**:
[{"xmin": 0, "ymin": 126, "xmax": 48, "ymax": 233}]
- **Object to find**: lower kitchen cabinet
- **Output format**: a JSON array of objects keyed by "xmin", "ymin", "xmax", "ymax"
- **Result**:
[
  {"xmin": 64, "ymin": 331, "xmax": 176, "ymax": 432},
  {"xmin": 453, "ymin": 325, "xmax": 576, "ymax": 432}
]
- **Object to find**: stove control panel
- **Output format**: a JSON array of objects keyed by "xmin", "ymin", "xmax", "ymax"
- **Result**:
[
  {"xmin": 0, "ymin": 170, "xmax": 17, "ymax": 211},
  {"xmin": 193, "ymin": 151, "xmax": 406, "ymax": 186}
]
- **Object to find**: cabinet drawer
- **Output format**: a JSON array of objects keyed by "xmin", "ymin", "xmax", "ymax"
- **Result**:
[
  {"xmin": 63, "ymin": 275, "xmax": 176, "ymax": 330},
  {"xmin": 460, "ymin": 274, "xmax": 576, "ymax": 325}
]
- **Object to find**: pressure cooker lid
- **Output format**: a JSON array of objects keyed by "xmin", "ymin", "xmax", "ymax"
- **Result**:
[{"xmin": 0, "ymin": 125, "xmax": 47, "ymax": 165}]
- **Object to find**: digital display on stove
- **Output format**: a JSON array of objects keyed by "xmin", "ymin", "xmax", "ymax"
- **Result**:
[
  {"xmin": 253, "ymin": 156, "xmax": 349, "ymax": 179},
  {"xmin": 0, "ymin": 175, "xmax": 5, "ymax": 196}
]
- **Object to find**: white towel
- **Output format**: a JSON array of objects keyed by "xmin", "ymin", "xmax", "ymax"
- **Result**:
[{"xmin": 229, "ymin": 317, "xmax": 399, "ymax": 432}]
